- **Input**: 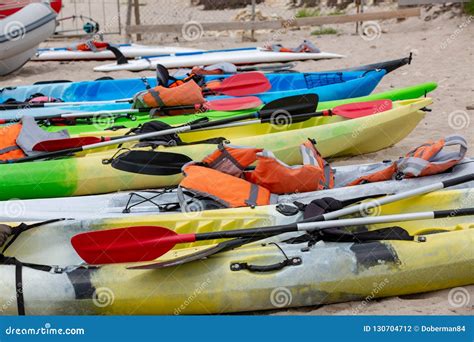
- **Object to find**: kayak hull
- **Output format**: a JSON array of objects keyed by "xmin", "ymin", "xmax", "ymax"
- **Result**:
[
  {"xmin": 0, "ymin": 98, "xmax": 431, "ymax": 200},
  {"xmin": 42, "ymin": 82, "xmax": 437, "ymax": 136},
  {"xmin": 0, "ymin": 158, "xmax": 472, "ymax": 222},
  {"xmin": 0, "ymin": 69, "xmax": 386, "ymax": 119},
  {"xmin": 1, "ymin": 189, "xmax": 473, "ymax": 315}
]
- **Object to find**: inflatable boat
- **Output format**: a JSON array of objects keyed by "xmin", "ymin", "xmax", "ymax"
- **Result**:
[
  {"xmin": 0, "ymin": 0, "xmax": 61, "ymax": 18},
  {"xmin": 0, "ymin": 3, "xmax": 56, "ymax": 76}
]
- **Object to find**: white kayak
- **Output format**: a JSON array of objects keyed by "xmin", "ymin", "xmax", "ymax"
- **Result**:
[
  {"xmin": 0, "ymin": 3, "xmax": 56, "ymax": 76},
  {"xmin": 1, "ymin": 159, "xmax": 472, "ymax": 222},
  {"xmin": 33, "ymin": 44, "xmax": 203, "ymax": 61},
  {"xmin": 94, "ymin": 47, "xmax": 345, "ymax": 72}
]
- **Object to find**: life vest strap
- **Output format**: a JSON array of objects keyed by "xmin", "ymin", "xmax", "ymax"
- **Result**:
[
  {"xmin": 0, "ymin": 145, "xmax": 21, "ymax": 156},
  {"xmin": 148, "ymin": 89, "xmax": 165, "ymax": 107}
]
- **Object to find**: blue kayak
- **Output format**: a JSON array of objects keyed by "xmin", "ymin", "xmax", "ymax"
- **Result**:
[
  {"xmin": 0, "ymin": 69, "xmax": 387, "ymax": 120},
  {"xmin": 1, "ymin": 69, "xmax": 381, "ymax": 102},
  {"xmin": 0, "ymin": 55, "xmax": 413, "ymax": 104}
]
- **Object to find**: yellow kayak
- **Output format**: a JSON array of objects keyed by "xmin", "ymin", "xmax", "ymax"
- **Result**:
[{"xmin": 0, "ymin": 188, "xmax": 472, "ymax": 315}]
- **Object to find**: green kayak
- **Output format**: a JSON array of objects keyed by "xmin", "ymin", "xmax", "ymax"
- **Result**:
[
  {"xmin": 0, "ymin": 97, "xmax": 431, "ymax": 200},
  {"xmin": 44, "ymin": 82, "xmax": 437, "ymax": 136}
]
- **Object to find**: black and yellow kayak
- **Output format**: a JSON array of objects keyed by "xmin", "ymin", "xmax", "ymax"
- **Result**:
[{"xmin": 0, "ymin": 188, "xmax": 473, "ymax": 315}]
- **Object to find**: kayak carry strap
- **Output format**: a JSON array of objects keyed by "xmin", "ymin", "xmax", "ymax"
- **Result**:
[
  {"xmin": 0, "ymin": 253, "xmax": 94, "ymax": 316},
  {"xmin": 0, "ymin": 254, "xmax": 56, "ymax": 316},
  {"xmin": 0, "ymin": 218, "xmax": 83, "ymax": 316},
  {"xmin": 230, "ymin": 243, "xmax": 302, "ymax": 273},
  {"xmin": 1, "ymin": 219, "xmax": 66, "ymax": 254}
]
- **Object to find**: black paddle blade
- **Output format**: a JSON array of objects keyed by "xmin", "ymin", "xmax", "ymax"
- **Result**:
[
  {"xmin": 259, "ymin": 94, "xmax": 319, "ymax": 123},
  {"xmin": 111, "ymin": 150, "xmax": 192, "ymax": 176},
  {"xmin": 156, "ymin": 64, "xmax": 170, "ymax": 86}
]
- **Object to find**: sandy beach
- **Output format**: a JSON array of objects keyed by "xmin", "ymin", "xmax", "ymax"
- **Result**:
[{"xmin": 0, "ymin": 2, "xmax": 472, "ymax": 316}]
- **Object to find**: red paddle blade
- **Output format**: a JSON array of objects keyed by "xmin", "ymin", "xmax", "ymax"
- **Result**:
[
  {"xmin": 215, "ymin": 72, "xmax": 271, "ymax": 96},
  {"xmin": 71, "ymin": 226, "xmax": 196, "ymax": 265},
  {"xmin": 205, "ymin": 96, "xmax": 262, "ymax": 111},
  {"xmin": 32, "ymin": 136, "xmax": 104, "ymax": 152},
  {"xmin": 332, "ymin": 99, "xmax": 393, "ymax": 119}
]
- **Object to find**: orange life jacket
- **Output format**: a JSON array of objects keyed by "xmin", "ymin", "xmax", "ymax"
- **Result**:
[
  {"xmin": 203, "ymin": 80, "xmax": 223, "ymax": 92},
  {"xmin": 0, "ymin": 123, "xmax": 25, "ymax": 161},
  {"xmin": 133, "ymin": 80, "xmax": 205, "ymax": 109},
  {"xmin": 246, "ymin": 140, "xmax": 334, "ymax": 194},
  {"xmin": 397, "ymin": 135, "xmax": 467, "ymax": 178},
  {"xmin": 344, "ymin": 135, "xmax": 467, "ymax": 186},
  {"xmin": 179, "ymin": 140, "xmax": 333, "ymax": 208},
  {"xmin": 168, "ymin": 74, "xmax": 196, "ymax": 88},
  {"xmin": 180, "ymin": 164, "xmax": 276, "ymax": 208}
]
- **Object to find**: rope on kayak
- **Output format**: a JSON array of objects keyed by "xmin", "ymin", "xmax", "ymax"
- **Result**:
[{"xmin": 122, "ymin": 188, "xmax": 180, "ymax": 214}]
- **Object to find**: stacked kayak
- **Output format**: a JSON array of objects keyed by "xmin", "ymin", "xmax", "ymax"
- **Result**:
[
  {"xmin": 33, "ymin": 44, "xmax": 203, "ymax": 61},
  {"xmin": 0, "ymin": 188, "xmax": 473, "ymax": 315},
  {"xmin": 0, "ymin": 69, "xmax": 388, "ymax": 120},
  {"xmin": 93, "ymin": 47, "xmax": 345, "ymax": 72},
  {"xmin": 1, "ymin": 158, "xmax": 471, "ymax": 221},
  {"xmin": 0, "ymin": 56, "xmax": 411, "ymax": 103},
  {"xmin": 43, "ymin": 83, "xmax": 437, "ymax": 136},
  {"xmin": 0, "ymin": 98, "xmax": 431, "ymax": 200}
]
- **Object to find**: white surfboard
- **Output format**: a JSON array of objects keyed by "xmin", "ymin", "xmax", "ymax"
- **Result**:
[
  {"xmin": 94, "ymin": 47, "xmax": 344, "ymax": 72},
  {"xmin": 33, "ymin": 43, "xmax": 203, "ymax": 61}
]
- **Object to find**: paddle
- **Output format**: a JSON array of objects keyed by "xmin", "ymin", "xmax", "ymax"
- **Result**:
[
  {"xmin": 32, "ymin": 98, "xmax": 387, "ymax": 153},
  {"xmin": 70, "ymin": 173, "xmax": 474, "ymax": 265},
  {"xmin": 72, "ymin": 207, "xmax": 474, "ymax": 265},
  {"xmin": 6, "ymin": 94, "xmax": 318, "ymax": 162},
  {"xmin": 0, "ymin": 96, "xmax": 263, "ymax": 125},
  {"xmin": 0, "ymin": 73, "xmax": 271, "ymax": 110},
  {"xmin": 202, "ymin": 71, "xmax": 271, "ymax": 96}
]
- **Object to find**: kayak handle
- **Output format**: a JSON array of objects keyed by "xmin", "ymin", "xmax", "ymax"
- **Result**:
[{"xmin": 230, "ymin": 257, "xmax": 302, "ymax": 273}]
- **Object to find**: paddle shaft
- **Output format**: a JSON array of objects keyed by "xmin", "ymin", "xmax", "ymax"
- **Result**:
[
  {"xmin": 0, "ymin": 98, "xmax": 133, "ymax": 110},
  {"xmin": 188, "ymin": 173, "xmax": 474, "ymax": 241},
  {"xmin": 191, "ymin": 110, "xmax": 333, "ymax": 132},
  {"xmin": 0, "ymin": 98, "xmax": 260, "ymax": 124},
  {"xmin": 194, "ymin": 207, "xmax": 474, "ymax": 241},
  {"xmin": 70, "ymin": 173, "xmax": 474, "ymax": 265},
  {"xmin": 36, "ymin": 107, "xmax": 329, "ymax": 153},
  {"xmin": 9, "ymin": 94, "xmax": 318, "ymax": 161},
  {"xmin": 4, "ymin": 111, "xmax": 258, "ymax": 163},
  {"xmin": 0, "ymin": 72, "xmax": 270, "ymax": 110}
]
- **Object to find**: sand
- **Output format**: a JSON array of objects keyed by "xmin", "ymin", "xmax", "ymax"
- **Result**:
[{"xmin": 0, "ymin": 3, "xmax": 473, "ymax": 315}]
